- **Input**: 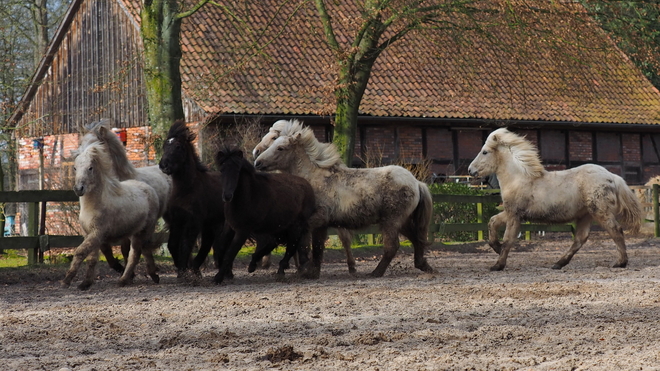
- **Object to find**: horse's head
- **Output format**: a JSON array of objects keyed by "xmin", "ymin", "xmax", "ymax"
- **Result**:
[
  {"xmin": 216, "ymin": 146, "xmax": 250, "ymax": 202},
  {"xmin": 254, "ymin": 132, "xmax": 300, "ymax": 172},
  {"xmin": 468, "ymin": 129, "xmax": 506, "ymax": 178},
  {"xmin": 159, "ymin": 120, "xmax": 199, "ymax": 175},
  {"xmin": 73, "ymin": 143, "xmax": 111, "ymax": 197},
  {"xmin": 252, "ymin": 119, "xmax": 291, "ymax": 158}
]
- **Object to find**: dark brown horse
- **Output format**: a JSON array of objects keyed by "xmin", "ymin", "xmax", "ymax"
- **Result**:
[
  {"xmin": 213, "ymin": 146, "xmax": 316, "ymax": 283},
  {"xmin": 159, "ymin": 121, "xmax": 230, "ymax": 278}
]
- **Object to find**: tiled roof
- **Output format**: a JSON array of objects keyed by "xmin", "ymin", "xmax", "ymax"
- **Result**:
[{"xmin": 123, "ymin": 0, "xmax": 660, "ymax": 125}]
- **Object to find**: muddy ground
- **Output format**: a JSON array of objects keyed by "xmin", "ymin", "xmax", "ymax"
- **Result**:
[{"xmin": 2, "ymin": 231, "xmax": 660, "ymax": 371}]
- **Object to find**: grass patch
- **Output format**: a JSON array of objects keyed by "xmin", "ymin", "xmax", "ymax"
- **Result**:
[{"xmin": 0, "ymin": 250, "xmax": 28, "ymax": 268}]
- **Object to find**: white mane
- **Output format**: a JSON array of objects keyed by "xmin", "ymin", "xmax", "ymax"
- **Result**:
[
  {"xmin": 279, "ymin": 120, "xmax": 343, "ymax": 168},
  {"xmin": 487, "ymin": 128, "xmax": 544, "ymax": 178}
]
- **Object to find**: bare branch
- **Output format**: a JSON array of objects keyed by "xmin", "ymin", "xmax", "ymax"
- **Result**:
[{"xmin": 176, "ymin": 0, "xmax": 211, "ymax": 19}]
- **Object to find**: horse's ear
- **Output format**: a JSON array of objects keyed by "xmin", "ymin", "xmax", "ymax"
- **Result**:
[
  {"xmin": 491, "ymin": 133, "xmax": 499, "ymax": 144},
  {"xmin": 97, "ymin": 125, "xmax": 108, "ymax": 142}
]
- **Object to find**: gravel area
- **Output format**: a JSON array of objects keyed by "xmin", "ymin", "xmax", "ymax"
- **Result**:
[{"xmin": 2, "ymin": 231, "xmax": 660, "ymax": 370}]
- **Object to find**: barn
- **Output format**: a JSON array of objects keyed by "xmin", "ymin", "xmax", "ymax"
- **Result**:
[{"xmin": 8, "ymin": 0, "xmax": 660, "ymax": 196}]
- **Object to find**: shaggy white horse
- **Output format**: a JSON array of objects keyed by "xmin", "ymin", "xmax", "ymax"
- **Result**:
[
  {"xmin": 74, "ymin": 119, "xmax": 171, "ymax": 273},
  {"xmin": 62, "ymin": 142, "xmax": 161, "ymax": 290},
  {"xmin": 254, "ymin": 119, "xmax": 435, "ymax": 278},
  {"xmin": 468, "ymin": 128, "xmax": 642, "ymax": 271},
  {"xmin": 253, "ymin": 119, "xmax": 357, "ymax": 274}
]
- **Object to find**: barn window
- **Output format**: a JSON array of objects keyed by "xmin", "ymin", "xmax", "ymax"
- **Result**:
[
  {"xmin": 642, "ymin": 134, "xmax": 660, "ymax": 164},
  {"xmin": 596, "ymin": 132, "xmax": 621, "ymax": 162},
  {"xmin": 540, "ymin": 130, "xmax": 565, "ymax": 163}
]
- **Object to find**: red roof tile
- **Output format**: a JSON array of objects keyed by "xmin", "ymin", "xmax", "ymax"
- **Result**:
[{"xmin": 121, "ymin": 0, "xmax": 660, "ymax": 125}]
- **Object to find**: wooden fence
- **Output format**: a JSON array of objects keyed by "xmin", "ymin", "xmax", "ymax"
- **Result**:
[{"xmin": 2, "ymin": 186, "xmax": 659, "ymax": 265}]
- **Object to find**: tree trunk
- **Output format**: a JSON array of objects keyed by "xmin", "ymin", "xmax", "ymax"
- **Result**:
[
  {"xmin": 141, "ymin": 0, "xmax": 185, "ymax": 157},
  {"xmin": 30, "ymin": 0, "xmax": 49, "ymax": 66},
  {"xmin": 333, "ymin": 62, "xmax": 375, "ymax": 166}
]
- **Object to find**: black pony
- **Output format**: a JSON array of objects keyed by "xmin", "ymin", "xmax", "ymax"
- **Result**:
[
  {"xmin": 159, "ymin": 120, "xmax": 229, "ymax": 277},
  {"xmin": 214, "ymin": 146, "xmax": 316, "ymax": 283}
]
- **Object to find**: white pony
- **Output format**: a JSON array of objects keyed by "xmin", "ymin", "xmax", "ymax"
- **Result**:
[
  {"xmin": 74, "ymin": 119, "xmax": 172, "ymax": 273},
  {"xmin": 254, "ymin": 119, "xmax": 435, "ymax": 278},
  {"xmin": 253, "ymin": 119, "xmax": 357, "ymax": 274},
  {"xmin": 468, "ymin": 128, "xmax": 642, "ymax": 271},
  {"xmin": 61, "ymin": 142, "xmax": 161, "ymax": 289}
]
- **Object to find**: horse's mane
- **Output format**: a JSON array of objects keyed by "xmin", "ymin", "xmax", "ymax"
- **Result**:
[
  {"xmin": 269, "ymin": 119, "xmax": 290, "ymax": 134},
  {"xmin": 167, "ymin": 120, "xmax": 208, "ymax": 172},
  {"xmin": 84, "ymin": 141, "xmax": 122, "ymax": 194},
  {"xmin": 487, "ymin": 128, "xmax": 544, "ymax": 178},
  {"xmin": 80, "ymin": 118, "xmax": 137, "ymax": 180},
  {"xmin": 279, "ymin": 120, "xmax": 343, "ymax": 168},
  {"xmin": 217, "ymin": 144, "xmax": 255, "ymax": 175}
]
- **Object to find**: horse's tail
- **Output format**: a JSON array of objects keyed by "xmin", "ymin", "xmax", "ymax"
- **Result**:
[
  {"xmin": 614, "ymin": 176, "xmax": 643, "ymax": 234},
  {"xmin": 406, "ymin": 181, "xmax": 433, "ymax": 249}
]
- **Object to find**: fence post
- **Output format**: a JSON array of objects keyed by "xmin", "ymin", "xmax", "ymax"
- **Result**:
[
  {"xmin": 476, "ymin": 202, "xmax": 483, "ymax": 241},
  {"xmin": 27, "ymin": 202, "xmax": 39, "ymax": 265},
  {"xmin": 654, "ymin": 184, "xmax": 659, "ymax": 238}
]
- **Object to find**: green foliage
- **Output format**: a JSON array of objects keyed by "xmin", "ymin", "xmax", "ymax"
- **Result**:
[
  {"xmin": 0, "ymin": 249, "xmax": 27, "ymax": 267},
  {"xmin": 429, "ymin": 182, "xmax": 500, "ymax": 242},
  {"xmin": 582, "ymin": 1, "xmax": 660, "ymax": 89}
]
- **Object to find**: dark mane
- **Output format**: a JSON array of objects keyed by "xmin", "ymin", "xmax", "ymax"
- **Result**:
[
  {"xmin": 168, "ymin": 120, "xmax": 208, "ymax": 172},
  {"xmin": 216, "ymin": 144, "xmax": 255, "ymax": 176}
]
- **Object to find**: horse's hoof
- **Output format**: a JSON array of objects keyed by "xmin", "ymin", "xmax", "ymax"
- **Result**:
[
  {"xmin": 78, "ymin": 281, "xmax": 92, "ymax": 291},
  {"xmin": 612, "ymin": 262, "xmax": 628, "ymax": 269},
  {"xmin": 489, "ymin": 264, "xmax": 505, "ymax": 271},
  {"xmin": 415, "ymin": 260, "xmax": 436, "ymax": 274},
  {"xmin": 248, "ymin": 262, "xmax": 257, "ymax": 273},
  {"xmin": 150, "ymin": 274, "xmax": 160, "ymax": 284},
  {"xmin": 118, "ymin": 279, "xmax": 130, "ymax": 287},
  {"xmin": 489, "ymin": 242, "xmax": 502, "ymax": 255},
  {"xmin": 368, "ymin": 270, "xmax": 385, "ymax": 278},
  {"xmin": 60, "ymin": 280, "xmax": 71, "ymax": 289},
  {"xmin": 111, "ymin": 264, "xmax": 125, "ymax": 274},
  {"xmin": 348, "ymin": 267, "xmax": 357, "ymax": 275},
  {"xmin": 551, "ymin": 264, "xmax": 563, "ymax": 270},
  {"xmin": 299, "ymin": 267, "xmax": 320, "ymax": 279},
  {"xmin": 224, "ymin": 271, "xmax": 234, "ymax": 280}
]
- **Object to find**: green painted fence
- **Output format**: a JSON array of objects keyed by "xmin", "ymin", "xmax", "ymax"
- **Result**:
[{"xmin": 1, "ymin": 187, "xmax": 657, "ymax": 265}]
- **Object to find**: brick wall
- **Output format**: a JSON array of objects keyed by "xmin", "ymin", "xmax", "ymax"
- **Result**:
[
  {"xmin": 623, "ymin": 133, "xmax": 641, "ymax": 162},
  {"xmin": 364, "ymin": 127, "xmax": 396, "ymax": 164},
  {"xmin": 398, "ymin": 127, "xmax": 423, "ymax": 161},
  {"xmin": 568, "ymin": 131, "xmax": 593, "ymax": 162}
]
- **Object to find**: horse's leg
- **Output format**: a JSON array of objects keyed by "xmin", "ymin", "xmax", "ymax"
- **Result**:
[
  {"xmin": 166, "ymin": 223, "xmax": 183, "ymax": 272},
  {"xmin": 119, "ymin": 236, "xmax": 144, "ymax": 286},
  {"xmin": 300, "ymin": 227, "xmax": 326, "ymax": 279},
  {"xmin": 249, "ymin": 237, "xmax": 277, "ymax": 273},
  {"xmin": 61, "ymin": 235, "xmax": 99, "ymax": 288},
  {"xmin": 552, "ymin": 215, "xmax": 593, "ymax": 269},
  {"xmin": 598, "ymin": 216, "xmax": 629, "ymax": 268},
  {"xmin": 260, "ymin": 254, "xmax": 272, "ymax": 269},
  {"xmin": 214, "ymin": 231, "xmax": 249, "ymax": 284},
  {"xmin": 213, "ymin": 224, "xmax": 235, "ymax": 279},
  {"xmin": 100, "ymin": 242, "xmax": 123, "ymax": 274},
  {"xmin": 490, "ymin": 217, "xmax": 521, "ymax": 271},
  {"xmin": 337, "ymin": 228, "xmax": 356, "ymax": 275},
  {"xmin": 370, "ymin": 228, "xmax": 400, "ymax": 277},
  {"xmin": 488, "ymin": 211, "xmax": 508, "ymax": 254},
  {"xmin": 191, "ymin": 227, "xmax": 214, "ymax": 276},
  {"xmin": 78, "ymin": 246, "xmax": 101, "ymax": 290},
  {"xmin": 400, "ymin": 222, "xmax": 435, "ymax": 275},
  {"xmin": 177, "ymin": 224, "xmax": 200, "ymax": 278},
  {"xmin": 120, "ymin": 238, "xmax": 131, "ymax": 265},
  {"xmin": 142, "ymin": 248, "xmax": 160, "ymax": 284}
]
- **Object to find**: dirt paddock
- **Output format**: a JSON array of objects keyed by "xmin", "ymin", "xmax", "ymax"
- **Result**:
[{"xmin": 2, "ymin": 232, "xmax": 660, "ymax": 371}]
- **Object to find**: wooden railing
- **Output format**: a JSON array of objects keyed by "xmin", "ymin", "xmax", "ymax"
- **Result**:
[{"xmin": 2, "ymin": 186, "xmax": 658, "ymax": 265}]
